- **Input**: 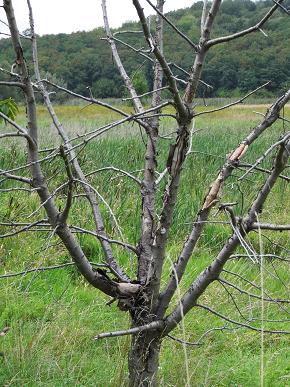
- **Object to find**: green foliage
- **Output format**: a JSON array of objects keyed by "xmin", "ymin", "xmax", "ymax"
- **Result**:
[
  {"xmin": 92, "ymin": 77, "xmax": 123, "ymax": 98},
  {"xmin": 0, "ymin": 97, "xmax": 18, "ymax": 122},
  {"xmin": 131, "ymin": 70, "xmax": 148, "ymax": 95}
]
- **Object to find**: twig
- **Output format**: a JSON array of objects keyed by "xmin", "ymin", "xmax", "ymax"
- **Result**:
[
  {"xmin": 193, "ymin": 82, "xmax": 270, "ymax": 118},
  {"xmin": 0, "ymin": 220, "xmax": 49, "ymax": 239},
  {"xmin": 196, "ymin": 304, "xmax": 290, "ymax": 334},
  {"xmin": 70, "ymin": 226, "xmax": 138, "ymax": 255},
  {"xmin": 0, "ymin": 261, "xmax": 107, "ymax": 279},
  {"xmin": 122, "ymin": 86, "xmax": 168, "ymax": 101},
  {"xmin": 27, "ymin": 181, "xmax": 69, "ymax": 219},
  {"xmin": 133, "ymin": 0, "xmax": 187, "ymax": 118},
  {"xmin": 42, "ymin": 79, "xmax": 131, "ymax": 118},
  {"xmin": 219, "ymin": 279, "xmax": 290, "ymax": 304},
  {"xmin": 228, "ymin": 254, "xmax": 290, "ymax": 262},
  {"xmin": 206, "ymin": 0, "xmax": 284, "ymax": 47},
  {"xmin": 239, "ymin": 132, "xmax": 290, "ymax": 181},
  {"xmin": 0, "ymin": 80, "xmax": 24, "ymax": 88},
  {"xmin": 166, "ymin": 334, "xmax": 200, "ymax": 346},
  {"xmin": 101, "ymin": 0, "xmax": 144, "ymax": 115},
  {"xmin": 167, "ymin": 325, "xmax": 242, "ymax": 346},
  {"xmin": 272, "ymin": 0, "xmax": 290, "ymax": 15},
  {"xmin": 73, "ymin": 178, "xmax": 126, "ymax": 242},
  {"xmin": 85, "ymin": 166, "xmax": 142, "ymax": 186},
  {"xmin": 238, "ymin": 162, "xmax": 290, "ymax": 182},
  {"xmin": 58, "ymin": 146, "xmax": 74, "ymax": 223},
  {"xmin": 144, "ymin": 0, "xmax": 199, "ymax": 52}
]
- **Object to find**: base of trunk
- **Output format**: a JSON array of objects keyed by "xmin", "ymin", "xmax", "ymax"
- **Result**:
[{"xmin": 128, "ymin": 331, "xmax": 161, "ymax": 387}]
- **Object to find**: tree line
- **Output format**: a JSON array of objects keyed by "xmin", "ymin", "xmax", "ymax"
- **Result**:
[{"xmin": 1, "ymin": 0, "xmax": 290, "ymax": 101}]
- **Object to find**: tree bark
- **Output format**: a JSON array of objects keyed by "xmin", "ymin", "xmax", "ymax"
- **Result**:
[{"xmin": 128, "ymin": 330, "xmax": 161, "ymax": 387}]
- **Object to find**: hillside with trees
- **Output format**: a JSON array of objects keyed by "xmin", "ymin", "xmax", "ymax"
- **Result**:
[{"xmin": 1, "ymin": 0, "xmax": 290, "ymax": 100}]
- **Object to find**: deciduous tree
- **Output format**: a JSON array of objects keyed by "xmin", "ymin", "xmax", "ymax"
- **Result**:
[{"xmin": 0, "ymin": 1, "xmax": 289, "ymax": 386}]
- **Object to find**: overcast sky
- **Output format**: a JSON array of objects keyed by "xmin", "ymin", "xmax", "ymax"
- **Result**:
[{"xmin": 0, "ymin": 1, "xmax": 194, "ymax": 36}]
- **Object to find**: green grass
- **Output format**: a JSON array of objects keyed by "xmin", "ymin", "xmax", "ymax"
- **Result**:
[{"xmin": 0, "ymin": 104, "xmax": 289, "ymax": 386}]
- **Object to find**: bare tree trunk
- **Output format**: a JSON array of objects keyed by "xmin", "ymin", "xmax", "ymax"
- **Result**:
[{"xmin": 128, "ymin": 330, "xmax": 161, "ymax": 387}]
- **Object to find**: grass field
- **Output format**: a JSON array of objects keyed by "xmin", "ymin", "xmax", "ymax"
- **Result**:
[{"xmin": 0, "ymin": 103, "xmax": 289, "ymax": 386}]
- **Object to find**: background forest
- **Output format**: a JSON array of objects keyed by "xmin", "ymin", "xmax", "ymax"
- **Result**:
[{"xmin": 1, "ymin": 0, "xmax": 290, "ymax": 101}]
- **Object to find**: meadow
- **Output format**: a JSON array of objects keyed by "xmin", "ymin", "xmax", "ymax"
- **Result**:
[{"xmin": 0, "ymin": 102, "xmax": 289, "ymax": 386}]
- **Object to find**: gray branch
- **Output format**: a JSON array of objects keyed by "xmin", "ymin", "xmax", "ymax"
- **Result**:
[
  {"xmin": 206, "ymin": 0, "xmax": 284, "ymax": 47},
  {"xmin": 94, "ymin": 320, "xmax": 164, "ymax": 340}
]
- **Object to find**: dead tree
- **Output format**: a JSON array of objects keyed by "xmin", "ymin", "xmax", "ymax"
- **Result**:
[{"xmin": 0, "ymin": 0, "xmax": 289, "ymax": 385}]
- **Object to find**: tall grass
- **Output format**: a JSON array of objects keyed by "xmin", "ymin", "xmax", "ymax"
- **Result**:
[{"xmin": 0, "ymin": 104, "xmax": 289, "ymax": 386}]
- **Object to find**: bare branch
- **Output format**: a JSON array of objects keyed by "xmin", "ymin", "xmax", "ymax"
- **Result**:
[
  {"xmin": 183, "ymin": 0, "xmax": 222, "ymax": 103},
  {"xmin": 238, "ymin": 162, "xmax": 290, "ymax": 182},
  {"xmin": 85, "ymin": 166, "xmax": 142, "ymax": 186},
  {"xmin": 27, "ymin": 181, "xmax": 69, "ymax": 219},
  {"xmin": 0, "ymin": 219, "xmax": 47, "ymax": 239},
  {"xmin": 244, "ymin": 141, "xmax": 290, "ymax": 225},
  {"xmin": 1, "ymin": 0, "xmax": 131, "ymax": 297},
  {"xmin": 42, "ymin": 79, "xmax": 131, "ymax": 118},
  {"xmin": 201, "ymin": 0, "xmax": 208, "ymax": 30},
  {"xmin": 272, "ymin": 0, "xmax": 290, "ymax": 15},
  {"xmin": 0, "ymin": 186, "xmax": 37, "ymax": 193},
  {"xmin": 144, "ymin": 0, "xmax": 199, "ymax": 52},
  {"xmin": 74, "ymin": 178, "xmax": 126, "ymax": 242},
  {"xmin": 101, "ymin": 0, "xmax": 144, "ymax": 114},
  {"xmin": 70, "ymin": 226, "xmax": 138, "ymax": 255},
  {"xmin": 196, "ymin": 304, "xmax": 290, "ymax": 334},
  {"xmin": 94, "ymin": 320, "xmax": 164, "ymax": 340},
  {"xmin": 133, "ymin": 0, "xmax": 188, "ymax": 119},
  {"xmin": 228, "ymin": 254, "xmax": 290, "ymax": 262},
  {"xmin": 219, "ymin": 279, "xmax": 290, "ymax": 304},
  {"xmin": 0, "ymin": 261, "xmax": 108, "ymax": 279},
  {"xmin": 0, "ymin": 149, "xmax": 59, "ymax": 176},
  {"xmin": 0, "ymin": 65, "xmax": 21, "ymax": 78},
  {"xmin": 166, "ymin": 334, "xmax": 201, "ymax": 346},
  {"xmin": 0, "ymin": 111, "xmax": 29, "ymax": 137},
  {"xmin": 122, "ymin": 86, "xmax": 168, "ymax": 101},
  {"xmin": 0, "ymin": 132, "xmax": 27, "ymax": 140},
  {"xmin": 105, "ymin": 35, "xmax": 153, "ymax": 63},
  {"xmin": 251, "ymin": 222, "xmax": 290, "ymax": 231},
  {"xmin": 158, "ymin": 89, "xmax": 290, "ymax": 317},
  {"xmin": 113, "ymin": 30, "xmax": 143, "ymax": 36},
  {"xmin": 26, "ymin": 0, "xmax": 131, "ymax": 283},
  {"xmin": 206, "ymin": 0, "xmax": 284, "ymax": 47},
  {"xmin": 0, "ymin": 80, "xmax": 24, "ymax": 87},
  {"xmin": 58, "ymin": 145, "xmax": 74, "ymax": 224},
  {"xmin": 167, "ymin": 325, "xmax": 242, "ymax": 346},
  {"xmin": 164, "ymin": 137, "xmax": 290, "ymax": 331},
  {"xmin": 193, "ymin": 82, "xmax": 270, "ymax": 118},
  {"xmin": 239, "ymin": 131, "xmax": 290, "ymax": 181}
]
